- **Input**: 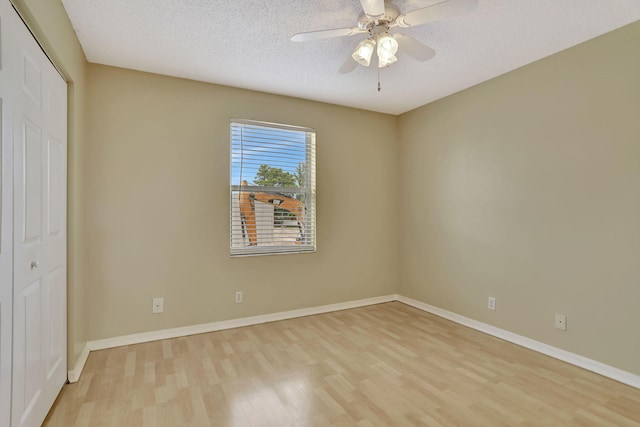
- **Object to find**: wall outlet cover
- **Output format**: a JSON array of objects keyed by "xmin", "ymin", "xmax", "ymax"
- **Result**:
[
  {"xmin": 152, "ymin": 297, "xmax": 164, "ymax": 314},
  {"xmin": 555, "ymin": 313, "xmax": 567, "ymax": 330}
]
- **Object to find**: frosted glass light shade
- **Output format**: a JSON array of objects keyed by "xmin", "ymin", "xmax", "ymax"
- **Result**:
[
  {"xmin": 352, "ymin": 38, "xmax": 376, "ymax": 66},
  {"xmin": 376, "ymin": 33, "xmax": 398, "ymax": 67}
]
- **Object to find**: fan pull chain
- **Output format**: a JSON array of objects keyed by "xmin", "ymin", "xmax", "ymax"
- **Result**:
[{"xmin": 377, "ymin": 66, "xmax": 381, "ymax": 92}]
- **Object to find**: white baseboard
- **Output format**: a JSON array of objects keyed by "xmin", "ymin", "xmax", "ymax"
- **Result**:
[
  {"xmin": 68, "ymin": 293, "xmax": 640, "ymax": 390},
  {"xmin": 87, "ymin": 294, "xmax": 395, "ymax": 352},
  {"xmin": 67, "ymin": 343, "xmax": 90, "ymax": 383},
  {"xmin": 396, "ymin": 294, "xmax": 640, "ymax": 390}
]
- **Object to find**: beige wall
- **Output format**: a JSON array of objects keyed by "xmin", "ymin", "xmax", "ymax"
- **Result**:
[
  {"xmin": 86, "ymin": 64, "xmax": 399, "ymax": 340},
  {"xmin": 12, "ymin": 0, "xmax": 88, "ymax": 368},
  {"xmin": 399, "ymin": 22, "xmax": 640, "ymax": 375}
]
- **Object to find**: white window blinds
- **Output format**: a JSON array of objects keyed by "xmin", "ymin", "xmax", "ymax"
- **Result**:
[{"xmin": 230, "ymin": 120, "xmax": 316, "ymax": 256}]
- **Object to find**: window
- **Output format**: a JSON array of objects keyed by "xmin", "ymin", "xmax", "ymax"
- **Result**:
[{"xmin": 230, "ymin": 119, "xmax": 316, "ymax": 256}]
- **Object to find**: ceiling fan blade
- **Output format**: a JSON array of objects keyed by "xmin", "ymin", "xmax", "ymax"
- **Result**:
[
  {"xmin": 291, "ymin": 27, "xmax": 363, "ymax": 42},
  {"xmin": 396, "ymin": 0, "xmax": 477, "ymax": 28},
  {"xmin": 339, "ymin": 56, "xmax": 359, "ymax": 74},
  {"xmin": 394, "ymin": 33, "xmax": 436, "ymax": 61},
  {"xmin": 360, "ymin": 0, "xmax": 386, "ymax": 18}
]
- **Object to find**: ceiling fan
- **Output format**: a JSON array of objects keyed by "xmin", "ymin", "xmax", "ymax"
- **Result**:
[{"xmin": 291, "ymin": 0, "xmax": 478, "ymax": 73}]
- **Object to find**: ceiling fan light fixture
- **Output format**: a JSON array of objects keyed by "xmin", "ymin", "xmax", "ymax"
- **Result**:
[
  {"xmin": 376, "ymin": 33, "xmax": 399, "ymax": 64},
  {"xmin": 352, "ymin": 38, "xmax": 376, "ymax": 66},
  {"xmin": 290, "ymin": 0, "xmax": 478, "ymax": 76}
]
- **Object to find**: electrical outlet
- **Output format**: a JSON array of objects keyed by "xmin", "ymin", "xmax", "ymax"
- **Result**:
[
  {"xmin": 555, "ymin": 313, "xmax": 567, "ymax": 330},
  {"xmin": 487, "ymin": 297, "xmax": 496, "ymax": 311},
  {"xmin": 235, "ymin": 291, "xmax": 243, "ymax": 303},
  {"xmin": 152, "ymin": 297, "xmax": 164, "ymax": 314}
]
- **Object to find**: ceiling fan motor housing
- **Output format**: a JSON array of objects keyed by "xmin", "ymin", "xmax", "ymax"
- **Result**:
[{"xmin": 357, "ymin": 3, "xmax": 400, "ymax": 31}]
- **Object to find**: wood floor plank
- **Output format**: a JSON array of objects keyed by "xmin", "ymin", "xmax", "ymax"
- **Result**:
[{"xmin": 43, "ymin": 302, "xmax": 640, "ymax": 426}]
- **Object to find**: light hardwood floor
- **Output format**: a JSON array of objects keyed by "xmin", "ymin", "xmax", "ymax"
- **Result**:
[{"xmin": 43, "ymin": 302, "xmax": 640, "ymax": 426}]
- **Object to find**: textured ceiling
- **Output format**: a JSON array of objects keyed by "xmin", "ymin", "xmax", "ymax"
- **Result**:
[{"xmin": 60, "ymin": 0, "xmax": 640, "ymax": 115}]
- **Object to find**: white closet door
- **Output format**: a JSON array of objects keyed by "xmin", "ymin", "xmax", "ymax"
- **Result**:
[
  {"xmin": 0, "ymin": 1, "xmax": 15, "ymax": 426},
  {"xmin": 10, "ymin": 1, "xmax": 68, "ymax": 425}
]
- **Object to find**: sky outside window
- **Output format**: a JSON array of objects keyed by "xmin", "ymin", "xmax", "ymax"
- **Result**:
[{"xmin": 231, "ymin": 124, "xmax": 307, "ymax": 187}]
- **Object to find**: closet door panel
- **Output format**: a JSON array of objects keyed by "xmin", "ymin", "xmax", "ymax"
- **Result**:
[
  {"xmin": 21, "ymin": 279, "xmax": 43, "ymax": 416},
  {"xmin": 12, "ymin": 97, "xmax": 47, "ymax": 427},
  {"xmin": 44, "ymin": 131, "xmax": 66, "ymax": 380},
  {"xmin": 11, "ymin": 2, "xmax": 67, "ymax": 425},
  {"xmin": 47, "ymin": 136, "xmax": 64, "ymax": 237},
  {"xmin": 45, "ymin": 266, "xmax": 65, "ymax": 377},
  {"xmin": 22, "ymin": 119, "xmax": 42, "ymax": 243}
]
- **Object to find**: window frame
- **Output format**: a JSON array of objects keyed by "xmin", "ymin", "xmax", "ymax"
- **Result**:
[{"xmin": 229, "ymin": 119, "xmax": 316, "ymax": 257}]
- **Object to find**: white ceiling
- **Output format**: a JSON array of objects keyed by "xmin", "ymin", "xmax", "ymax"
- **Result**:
[{"xmin": 60, "ymin": 0, "xmax": 640, "ymax": 115}]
